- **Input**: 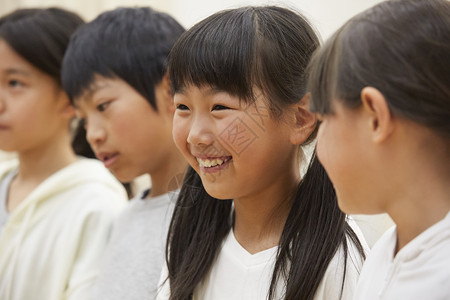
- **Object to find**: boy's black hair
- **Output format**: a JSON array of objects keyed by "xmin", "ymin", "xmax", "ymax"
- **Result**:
[{"xmin": 62, "ymin": 7, "xmax": 184, "ymax": 110}]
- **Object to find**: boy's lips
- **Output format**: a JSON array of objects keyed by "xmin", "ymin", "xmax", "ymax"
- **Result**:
[{"xmin": 96, "ymin": 152, "xmax": 119, "ymax": 168}]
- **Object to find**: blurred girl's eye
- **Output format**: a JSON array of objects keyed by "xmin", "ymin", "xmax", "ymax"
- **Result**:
[
  {"xmin": 212, "ymin": 104, "xmax": 229, "ymax": 111},
  {"xmin": 176, "ymin": 104, "xmax": 190, "ymax": 111},
  {"xmin": 8, "ymin": 79, "xmax": 24, "ymax": 88}
]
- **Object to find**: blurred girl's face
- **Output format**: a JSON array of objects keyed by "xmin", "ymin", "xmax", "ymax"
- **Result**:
[
  {"xmin": 316, "ymin": 99, "xmax": 376, "ymax": 214},
  {"xmin": 172, "ymin": 84, "xmax": 299, "ymax": 201},
  {"xmin": 0, "ymin": 39, "xmax": 69, "ymax": 153}
]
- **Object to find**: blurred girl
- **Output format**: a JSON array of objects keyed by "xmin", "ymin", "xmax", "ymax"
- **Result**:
[
  {"xmin": 0, "ymin": 8, "xmax": 126, "ymax": 300},
  {"xmin": 307, "ymin": 0, "xmax": 450, "ymax": 299}
]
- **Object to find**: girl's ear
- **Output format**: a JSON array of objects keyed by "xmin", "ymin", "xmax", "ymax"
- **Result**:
[
  {"xmin": 289, "ymin": 93, "xmax": 317, "ymax": 145},
  {"xmin": 360, "ymin": 87, "xmax": 394, "ymax": 143}
]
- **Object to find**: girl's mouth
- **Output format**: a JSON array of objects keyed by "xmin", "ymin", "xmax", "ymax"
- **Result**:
[{"xmin": 196, "ymin": 156, "xmax": 232, "ymax": 173}]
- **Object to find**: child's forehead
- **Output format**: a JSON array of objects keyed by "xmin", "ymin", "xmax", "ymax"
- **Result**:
[{"xmin": 75, "ymin": 75, "xmax": 118, "ymax": 103}]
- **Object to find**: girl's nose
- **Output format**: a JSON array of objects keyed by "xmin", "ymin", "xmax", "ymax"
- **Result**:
[
  {"xmin": 0, "ymin": 92, "xmax": 6, "ymax": 113},
  {"xmin": 187, "ymin": 116, "xmax": 215, "ymax": 147}
]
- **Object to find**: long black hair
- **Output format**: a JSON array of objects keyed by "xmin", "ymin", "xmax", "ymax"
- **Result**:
[
  {"xmin": 165, "ymin": 6, "xmax": 365, "ymax": 300},
  {"xmin": 307, "ymin": 0, "xmax": 450, "ymax": 139},
  {"xmin": 0, "ymin": 8, "xmax": 92, "ymax": 158}
]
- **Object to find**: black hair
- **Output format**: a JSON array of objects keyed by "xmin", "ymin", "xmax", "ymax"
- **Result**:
[
  {"xmin": 0, "ymin": 8, "xmax": 93, "ymax": 157},
  {"xmin": 307, "ymin": 0, "xmax": 450, "ymax": 139},
  {"xmin": 165, "ymin": 6, "xmax": 366, "ymax": 300},
  {"xmin": 61, "ymin": 6, "xmax": 185, "ymax": 110}
]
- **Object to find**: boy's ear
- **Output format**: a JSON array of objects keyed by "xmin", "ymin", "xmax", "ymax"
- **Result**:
[
  {"xmin": 360, "ymin": 87, "xmax": 394, "ymax": 143},
  {"xmin": 57, "ymin": 91, "xmax": 76, "ymax": 119},
  {"xmin": 289, "ymin": 93, "xmax": 317, "ymax": 145},
  {"xmin": 158, "ymin": 72, "xmax": 175, "ymax": 114}
]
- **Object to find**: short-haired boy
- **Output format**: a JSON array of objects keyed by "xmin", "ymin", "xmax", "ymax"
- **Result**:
[{"xmin": 61, "ymin": 7, "xmax": 186, "ymax": 299}]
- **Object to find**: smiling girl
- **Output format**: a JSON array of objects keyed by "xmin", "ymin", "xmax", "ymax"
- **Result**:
[{"xmin": 157, "ymin": 6, "xmax": 368, "ymax": 300}]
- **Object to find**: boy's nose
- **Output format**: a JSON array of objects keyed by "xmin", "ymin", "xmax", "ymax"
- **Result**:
[{"xmin": 86, "ymin": 117, "xmax": 106, "ymax": 146}]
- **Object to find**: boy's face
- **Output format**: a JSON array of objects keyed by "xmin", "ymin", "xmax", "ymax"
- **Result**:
[{"xmin": 75, "ymin": 75, "xmax": 175, "ymax": 182}]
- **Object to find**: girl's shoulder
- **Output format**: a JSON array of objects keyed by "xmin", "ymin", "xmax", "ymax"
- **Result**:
[{"xmin": 0, "ymin": 158, "xmax": 18, "ymax": 180}]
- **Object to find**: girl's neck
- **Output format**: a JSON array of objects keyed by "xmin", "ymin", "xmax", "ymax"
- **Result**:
[
  {"xmin": 386, "ymin": 131, "xmax": 450, "ymax": 254},
  {"xmin": 7, "ymin": 131, "xmax": 77, "ymax": 213},
  {"xmin": 389, "ymin": 175, "xmax": 450, "ymax": 254},
  {"xmin": 233, "ymin": 169, "xmax": 299, "ymax": 254},
  {"xmin": 16, "ymin": 132, "xmax": 77, "ymax": 185}
]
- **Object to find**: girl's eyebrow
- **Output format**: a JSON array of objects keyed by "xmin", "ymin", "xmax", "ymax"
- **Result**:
[{"xmin": 5, "ymin": 68, "xmax": 31, "ymax": 76}]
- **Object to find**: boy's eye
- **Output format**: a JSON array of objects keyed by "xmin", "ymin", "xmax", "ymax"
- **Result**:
[
  {"xmin": 176, "ymin": 104, "xmax": 189, "ymax": 110},
  {"xmin": 96, "ymin": 101, "xmax": 111, "ymax": 112},
  {"xmin": 212, "ymin": 104, "xmax": 229, "ymax": 111}
]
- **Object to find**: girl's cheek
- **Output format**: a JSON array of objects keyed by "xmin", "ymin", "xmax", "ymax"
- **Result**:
[{"xmin": 172, "ymin": 118, "xmax": 188, "ymax": 151}]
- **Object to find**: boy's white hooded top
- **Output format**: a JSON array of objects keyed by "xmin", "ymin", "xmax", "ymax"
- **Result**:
[{"xmin": 0, "ymin": 158, "xmax": 127, "ymax": 300}]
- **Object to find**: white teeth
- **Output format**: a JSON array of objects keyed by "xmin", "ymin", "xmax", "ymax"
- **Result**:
[{"xmin": 197, "ymin": 158, "xmax": 225, "ymax": 168}]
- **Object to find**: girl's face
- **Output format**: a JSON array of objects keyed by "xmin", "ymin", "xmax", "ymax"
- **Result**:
[
  {"xmin": 0, "ymin": 39, "xmax": 70, "ymax": 153},
  {"xmin": 316, "ymin": 99, "xmax": 375, "ymax": 214},
  {"xmin": 173, "ymin": 85, "xmax": 299, "ymax": 201}
]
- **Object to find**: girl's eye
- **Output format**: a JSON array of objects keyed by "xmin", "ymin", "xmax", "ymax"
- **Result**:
[
  {"xmin": 176, "ymin": 104, "xmax": 189, "ymax": 110},
  {"xmin": 212, "ymin": 104, "xmax": 229, "ymax": 111},
  {"xmin": 96, "ymin": 101, "xmax": 111, "ymax": 112},
  {"xmin": 8, "ymin": 79, "xmax": 24, "ymax": 88}
]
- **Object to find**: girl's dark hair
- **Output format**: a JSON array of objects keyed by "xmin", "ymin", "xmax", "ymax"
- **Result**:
[
  {"xmin": 0, "ymin": 8, "xmax": 93, "ymax": 157},
  {"xmin": 166, "ymin": 6, "xmax": 365, "ymax": 300},
  {"xmin": 307, "ymin": 0, "xmax": 450, "ymax": 139}
]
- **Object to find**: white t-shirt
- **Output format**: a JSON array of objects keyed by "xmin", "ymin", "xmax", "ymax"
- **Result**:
[
  {"xmin": 354, "ymin": 211, "xmax": 450, "ymax": 300},
  {"xmin": 90, "ymin": 190, "xmax": 175, "ymax": 300},
  {"xmin": 157, "ymin": 218, "xmax": 368, "ymax": 300}
]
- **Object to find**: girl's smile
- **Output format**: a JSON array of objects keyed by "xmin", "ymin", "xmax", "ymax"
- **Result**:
[
  {"xmin": 195, "ymin": 155, "xmax": 233, "ymax": 173},
  {"xmin": 173, "ymin": 85, "xmax": 298, "ymax": 201}
]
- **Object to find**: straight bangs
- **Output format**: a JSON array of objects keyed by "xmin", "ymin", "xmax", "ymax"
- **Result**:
[{"xmin": 168, "ymin": 8, "xmax": 256, "ymax": 102}]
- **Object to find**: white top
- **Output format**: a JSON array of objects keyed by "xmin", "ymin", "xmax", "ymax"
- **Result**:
[
  {"xmin": 354, "ymin": 211, "xmax": 450, "ymax": 300},
  {"xmin": 0, "ymin": 158, "xmax": 127, "ymax": 300},
  {"xmin": 157, "ymin": 218, "xmax": 368, "ymax": 300},
  {"xmin": 90, "ymin": 190, "xmax": 175, "ymax": 300},
  {"xmin": 0, "ymin": 169, "xmax": 16, "ymax": 229}
]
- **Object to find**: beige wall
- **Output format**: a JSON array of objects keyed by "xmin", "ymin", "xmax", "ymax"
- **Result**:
[{"xmin": 0, "ymin": 0, "xmax": 383, "ymax": 38}]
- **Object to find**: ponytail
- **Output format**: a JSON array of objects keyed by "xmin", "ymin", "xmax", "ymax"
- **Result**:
[
  {"xmin": 271, "ymin": 151, "xmax": 365, "ymax": 299},
  {"xmin": 166, "ymin": 167, "xmax": 232, "ymax": 299}
]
